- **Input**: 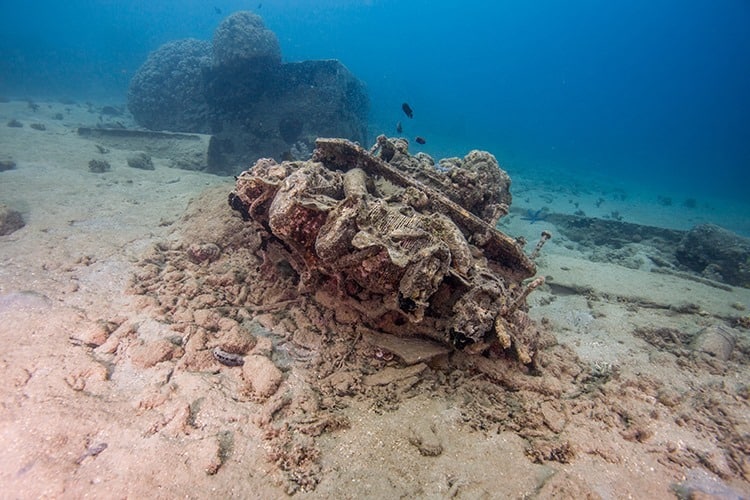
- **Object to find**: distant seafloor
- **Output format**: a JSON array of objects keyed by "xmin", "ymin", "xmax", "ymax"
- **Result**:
[{"xmin": 1, "ymin": 0, "xmax": 747, "ymax": 232}]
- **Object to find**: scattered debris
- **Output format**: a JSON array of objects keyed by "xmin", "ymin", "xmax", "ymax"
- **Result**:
[
  {"xmin": 0, "ymin": 203, "xmax": 24, "ymax": 235},
  {"xmin": 0, "ymin": 158, "xmax": 16, "ymax": 171}
]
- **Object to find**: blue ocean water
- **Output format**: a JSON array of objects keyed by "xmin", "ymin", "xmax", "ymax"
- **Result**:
[{"xmin": 1, "ymin": 0, "xmax": 748, "ymax": 205}]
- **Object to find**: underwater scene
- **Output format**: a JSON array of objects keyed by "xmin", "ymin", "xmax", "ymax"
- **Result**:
[{"xmin": 0, "ymin": 1, "xmax": 748, "ymax": 498}]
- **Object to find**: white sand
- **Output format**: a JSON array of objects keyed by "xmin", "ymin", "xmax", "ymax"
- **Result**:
[{"xmin": 1, "ymin": 100, "xmax": 748, "ymax": 498}]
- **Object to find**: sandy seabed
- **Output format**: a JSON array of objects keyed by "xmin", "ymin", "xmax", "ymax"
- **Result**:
[{"xmin": 0, "ymin": 100, "xmax": 749, "ymax": 499}]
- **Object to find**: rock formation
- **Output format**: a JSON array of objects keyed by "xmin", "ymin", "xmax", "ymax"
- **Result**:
[
  {"xmin": 676, "ymin": 223, "xmax": 750, "ymax": 287},
  {"xmin": 128, "ymin": 12, "xmax": 368, "ymax": 174},
  {"xmin": 127, "ymin": 39, "xmax": 212, "ymax": 134}
]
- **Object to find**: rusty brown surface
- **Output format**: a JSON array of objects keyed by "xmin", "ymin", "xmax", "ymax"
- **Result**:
[{"xmin": 231, "ymin": 137, "xmax": 544, "ymax": 360}]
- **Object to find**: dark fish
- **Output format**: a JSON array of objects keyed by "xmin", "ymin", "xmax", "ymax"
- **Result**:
[
  {"xmin": 401, "ymin": 102, "xmax": 413, "ymax": 119},
  {"xmin": 281, "ymin": 151, "xmax": 294, "ymax": 161},
  {"xmin": 228, "ymin": 192, "xmax": 250, "ymax": 221},
  {"xmin": 258, "ymin": 3, "xmax": 262, "ymax": 8},
  {"xmin": 415, "ymin": 136, "xmax": 426, "ymax": 145},
  {"xmin": 214, "ymin": 6, "xmax": 222, "ymax": 14},
  {"xmin": 396, "ymin": 121, "xmax": 403, "ymax": 134}
]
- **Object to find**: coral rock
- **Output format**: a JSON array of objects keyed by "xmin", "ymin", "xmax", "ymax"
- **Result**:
[
  {"xmin": 187, "ymin": 242, "xmax": 221, "ymax": 264},
  {"xmin": 126, "ymin": 151, "xmax": 155, "ymax": 170},
  {"xmin": 241, "ymin": 355, "xmax": 283, "ymax": 399},
  {"xmin": 212, "ymin": 11, "xmax": 281, "ymax": 67},
  {"xmin": 130, "ymin": 339, "xmax": 179, "ymax": 368}
]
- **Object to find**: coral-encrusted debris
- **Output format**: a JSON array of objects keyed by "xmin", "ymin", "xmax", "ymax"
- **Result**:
[{"xmin": 230, "ymin": 137, "xmax": 545, "ymax": 361}]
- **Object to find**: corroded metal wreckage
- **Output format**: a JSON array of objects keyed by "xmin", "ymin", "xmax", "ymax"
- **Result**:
[{"xmin": 230, "ymin": 136, "xmax": 549, "ymax": 363}]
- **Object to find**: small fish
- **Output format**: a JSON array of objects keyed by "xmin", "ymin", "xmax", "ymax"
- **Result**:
[
  {"xmin": 396, "ymin": 121, "xmax": 403, "ymax": 134},
  {"xmin": 214, "ymin": 6, "xmax": 222, "ymax": 14},
  {"xmin": 520, "ymin": 208, "xmax": 547, "ymax": 224},
  {"xmin": 281, "ymin": 151, "xmax": 294, "ymax": 161},
  {"xmin": 213, "ymin": 347, "xmax": 244, "ymax": 367},
  {"xmin": 401, "ymin": 102, "xmax": 413, "ymax": 119},
  {"xmin": 75, "ymin": 442, "xmax": 108, "ymax": 465},
  {"xmin": 415, "ymin": 136, "xmax": 426, "ymax": 145}
]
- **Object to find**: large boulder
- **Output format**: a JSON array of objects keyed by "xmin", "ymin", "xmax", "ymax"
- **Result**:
[
  {"xmin": 127, "ymin": 12, "xmax": 368, "ymax": 174},
  {"xmin": 212, "ymin": 11, "xmax": 281, "ymax": 67},
  {"xmin": 675, "ymin": 223, "xmax": 750, "ymax": 287},
  {"xmin": 204, "ymin": 59, "xmax": 368, "ymax": 170},
  {"xmin": 127, "ymin": 39, "xmax": 211, "ymax": 133}
]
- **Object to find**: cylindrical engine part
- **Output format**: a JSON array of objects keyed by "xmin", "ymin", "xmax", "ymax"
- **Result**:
[{"xmin": 692, "ymin": 324, "xmax": 738, "ymax": 361}]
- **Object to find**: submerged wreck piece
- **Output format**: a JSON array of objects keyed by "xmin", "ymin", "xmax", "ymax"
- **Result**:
[
  {"xmin": 78, "ymin": 127, "xmax": 220, "ymax": 172},
  {"xmin": 230, "ymin": 137, "xmax": 544, "ymax": 362}
]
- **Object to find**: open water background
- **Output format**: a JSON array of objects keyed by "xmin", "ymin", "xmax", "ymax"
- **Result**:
[{"xmin": 1, "ymin": 0, "xmax": 748, "ymax": 205}]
